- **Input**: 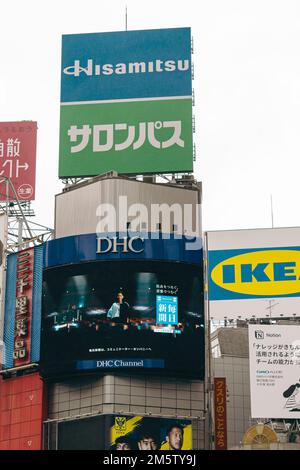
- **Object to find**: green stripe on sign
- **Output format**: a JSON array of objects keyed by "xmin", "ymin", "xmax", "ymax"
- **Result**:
[{"xmin": 59, "ymin": 98, "xmax": 193, "ymax": 177}]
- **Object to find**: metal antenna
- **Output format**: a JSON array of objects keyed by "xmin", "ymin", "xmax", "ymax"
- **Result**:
[
  {"xmin": 270, "ymin": 194, "xmax": 274, "ymax": 228},
  {"xmin": 266, "ymin": 299, "xmax": 279, "ymax": 319},
  {"xmin": 125, "ymin": 6, "xmax": 128, "ymax": 31}
]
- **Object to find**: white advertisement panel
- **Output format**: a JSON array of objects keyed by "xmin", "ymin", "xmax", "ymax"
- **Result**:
[
  {"xmin": 207, "ymin": 227, "xmax": 300, "ymax": 319},
  {"xmin": 249, "ymin": 324, "xmax": 300, "ymax": 419}
]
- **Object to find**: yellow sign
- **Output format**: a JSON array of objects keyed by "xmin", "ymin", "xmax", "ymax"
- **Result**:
[{"xmin": 211, "ymin": 250, "xmax": 300, "ymax": 296}]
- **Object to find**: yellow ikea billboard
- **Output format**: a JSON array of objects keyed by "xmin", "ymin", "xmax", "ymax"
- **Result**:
[{"xmin": 207, "ymin": 227, "xmax": 300, "ymax": 320}]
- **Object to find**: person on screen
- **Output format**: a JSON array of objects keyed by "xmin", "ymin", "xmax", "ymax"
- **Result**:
[
  {"xmin": 114, "ymin": 435, "xmax": 135, "ymax": 450},
  {"xmin": 107, "ymin": 292, "xmax": 130, "ymax": 324},
  {"xmin": 137, "ymin": 429, "xmax": 159, "ymax": 450},
  {"xmin": 166, "ymin": 424, "xmax": 184, "ymax": 450}
]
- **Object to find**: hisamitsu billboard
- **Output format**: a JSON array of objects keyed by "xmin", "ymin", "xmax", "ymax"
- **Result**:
[
  {"xmin": 59, "ymin": 28, "xmax": 193, "ymax": 177},
  {"xmin": 61, "ymin": 28, "xmax": 192, "ymax": 103}
]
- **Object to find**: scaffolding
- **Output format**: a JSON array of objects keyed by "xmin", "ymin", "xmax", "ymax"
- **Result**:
[{"xmin": 0, "ymin": 176, "xmax": 53, "ymax": 251}]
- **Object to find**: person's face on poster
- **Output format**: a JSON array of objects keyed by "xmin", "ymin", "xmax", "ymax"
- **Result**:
[
  {"xmin": 138, "ymin": 437, "xmax": 158, "ymax": 450},
  {"xmin": 167, "ymin": 426, "xmax": 183, "ymax": 450},
  {"xmin": 116, "ymin": 441, "xmax": 131, "ymax": 450}
]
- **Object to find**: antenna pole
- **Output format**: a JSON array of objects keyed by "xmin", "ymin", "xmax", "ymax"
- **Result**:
[
  {"xmin": 125, "ymin": 6, "xmax": 128, "ymax": 31},
  {"xmin": 270, "ymin": 194, "xmax": 274, "ymax": 228}
]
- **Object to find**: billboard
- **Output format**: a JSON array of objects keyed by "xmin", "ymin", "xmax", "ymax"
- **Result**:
[
  {"xmin": 59, "ymin": 28, "xmax": 193, "ymax": 177},
  {"xmin": 109, "ymin": 415, "xmax": 192, "ymax": 451},
  {"xmin": 3, "ymin": 246, "xmax": 43, "ymax": 368},
  {"xmin": 54, "ymin": 414, "xmax": 192, "ymax": 450},
  {"xmin": 249, "ymin": 325, "xmax": 300, "ymax": 419},
  {"xmin": 40, "ymin": 233, "xmax": 204, "ymax": 378},
  {"xmin": 0, "ymin": 121, "xmax": 37, "ymax": 201},
  {"xmin": 207, "ymin": 228, "xmax": 300, "ymax": 319},
  {"xmin": 214, "ymin": 378, "xmax": 227, "ymax": 450}
]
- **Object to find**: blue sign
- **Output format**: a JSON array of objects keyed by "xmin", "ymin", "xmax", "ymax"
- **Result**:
[
  {"xmin": 3, "ymin": 246, "xmax": 43, "ymax": 368},
  {"xmin": 43, "ymin": 232, "xmax": 203, "ymax": 269},
  {"xmin": 61, "ymin": 28, "xmax": 192, "ymax": 102},
  {"xmin": 156, "ymin": 295, "xmax": 178, "ymax": 325},
  {"xmin": 76, "ymin": 358, "xmax": 165, "ymax": 370}
]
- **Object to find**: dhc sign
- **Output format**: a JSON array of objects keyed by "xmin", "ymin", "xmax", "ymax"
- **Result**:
[
  {"xmin": 210, "ymin": 249, "xmax": 300, "ymax": 297},
  {"xmin": 96, "ymin": 236, "xmax": 144, "ymax": 254}
]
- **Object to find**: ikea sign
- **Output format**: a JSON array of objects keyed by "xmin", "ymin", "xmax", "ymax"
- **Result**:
[{"xmin": 209, "ymin": 248, "xmax": 300, "ymax": 299}]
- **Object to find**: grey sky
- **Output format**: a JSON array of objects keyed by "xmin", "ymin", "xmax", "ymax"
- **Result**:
[{"xmin": 0, "ymin": 0, "xmax": 299, "ymax": 231}]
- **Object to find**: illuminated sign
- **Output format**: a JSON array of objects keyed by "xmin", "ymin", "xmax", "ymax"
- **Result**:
[
  {"xmin": 156, "ymin": 295, "xmax": 178, "ymax": 325},
  {"xmin": 96, "ymin": 236, "xmax": 144, "ymax": 254},
  {"xmin": 110, "ymin": 415, "xmax": 192, "ymax": 451},
  {"xmin": 54, "ymin": 414, "xmax": 192, "ymax": 450},
  {"xmin": 13, "ymin": 249, "xmax": 34, "ymax": 366},
  {"xmin": 41, "ymin": 255, "xmax": 204, "ymax": 378},
  {"xmin": 214, "ymin": 377, "xmax": 227, "ymax": 450}
]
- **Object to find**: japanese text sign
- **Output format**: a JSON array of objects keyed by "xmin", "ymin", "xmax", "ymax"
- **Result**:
[{"xmin": 0, "ymin": 122, "xmax": 37, "ymax": 201}]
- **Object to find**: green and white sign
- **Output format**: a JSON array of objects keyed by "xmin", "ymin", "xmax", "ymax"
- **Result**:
[
  {"xmin": 59, "ymin": 28, "xmax": 193, "ymax": 177},
  {"xmin": 59, "ymin": 98, "xmax": 193, "ymax": 176}
]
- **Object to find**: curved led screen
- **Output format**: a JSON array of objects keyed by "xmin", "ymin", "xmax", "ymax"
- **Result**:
[{"xmin": 40, "ymin": 260, "xmax": 204, "ymax": 378}]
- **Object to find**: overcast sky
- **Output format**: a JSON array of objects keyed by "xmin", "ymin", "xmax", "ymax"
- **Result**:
[{"xmin": 1, "ymin": 0, "xmax": 300, "ymax": 232}]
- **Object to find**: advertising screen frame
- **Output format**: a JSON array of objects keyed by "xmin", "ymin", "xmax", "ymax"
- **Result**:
[
  {"xmin": 50, "ymin": 413, "xmax": 193, "ymax": 450},
  {"xmin": 206, "ymin": 228, "xmax": 300, "ymax": 320},
  {"xmin": 59, "ymin": 27, "xmax": 193, "ymax": 177},
  {"xmin": 40, "ymin": 257, "xmax": 205, "ymax": 380},
  {"xmin": 249, "ymin": 324, "xmax": 300, "ymax": 419}
]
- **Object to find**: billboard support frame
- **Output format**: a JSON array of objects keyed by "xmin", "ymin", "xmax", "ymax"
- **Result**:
[
  {"xmin": 0, "ymin": 176, "xmax": 53, "ymax": 252},
  {"xmin": 0, "ymin": 176, "xmax": 33, "ymax": 239}
]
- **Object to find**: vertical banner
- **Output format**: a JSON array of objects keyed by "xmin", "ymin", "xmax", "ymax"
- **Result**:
[
  {"xmin": 13, "ymin": 248, "xmax": 34, "ymax": 367},
  {"xmin": 0, "ymin": 213, "xmax": 8, "ymax": 364},
  {"xmin": 0, "ymin": 121, "xmax": 37, "ymax": 201},
  {"xmin": 249, "ymin": 324, "xmax": 300, "ymax": 419},
  {"xmin": 214, "ymin": 377, "xmax": 227, "ymax": 450}
]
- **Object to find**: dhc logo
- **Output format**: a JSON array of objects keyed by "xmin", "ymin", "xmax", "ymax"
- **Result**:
[
  {"xmin": 211, "ymin": 250, "xmax": 300, "ymax": 296},
  {"xmin": 96, "ymin": 236, "xmax": 144, "ymax": 254}
]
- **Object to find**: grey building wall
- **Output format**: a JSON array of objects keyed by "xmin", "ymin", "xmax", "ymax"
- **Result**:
[
  {"xmin": 55, "ymin": 176, "xmax": 201, "ymax": 239},
  {"xmin": 45, "ymin": 374, "xmax": 206, "ymax": 450},
  {"xmin": 213, "ymin": 356, "xmax": 251, "ymax": 449}
]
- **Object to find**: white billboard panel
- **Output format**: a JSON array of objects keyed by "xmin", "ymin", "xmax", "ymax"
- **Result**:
[
  {"xmin": 207, "ymin": 227, "xmax": 300, "ymax": 319},
  {"xmin": 249, "ymin": 324, "xmax": 300, "ymax": 419}
]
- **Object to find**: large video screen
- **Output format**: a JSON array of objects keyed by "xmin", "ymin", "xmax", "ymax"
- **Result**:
[
  {"xmin": 54, "ymin": 415, "xmax": 192, "ymax": 450},
  {"xmin": 40, "ymin": 260, "xmax": 204, "ymax": 377},
  {"xmin": 109, "ymin": 415, "xmax": 192, "ymax": 451}
]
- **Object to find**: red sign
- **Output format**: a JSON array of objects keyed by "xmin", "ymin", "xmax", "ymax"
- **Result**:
[
  {"xmin": 214, "ymin": 377, "xmax": 227, "ymax": 450},
  {"xmin": 13, "ymin": 248, "xmax": 34, "ymax": 367},
  {"xmin": 0, "ymin": 121, "xmax": 37, "ymax": 201}
]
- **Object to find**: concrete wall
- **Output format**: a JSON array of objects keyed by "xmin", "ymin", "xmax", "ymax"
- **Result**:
[
  {"xmin": 55, "ymin": 177, "xmax": 201, "ymax": 239},
  {"xmin": 45, "ymin": 374, "xmax": 206, "ymax": 449}
]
